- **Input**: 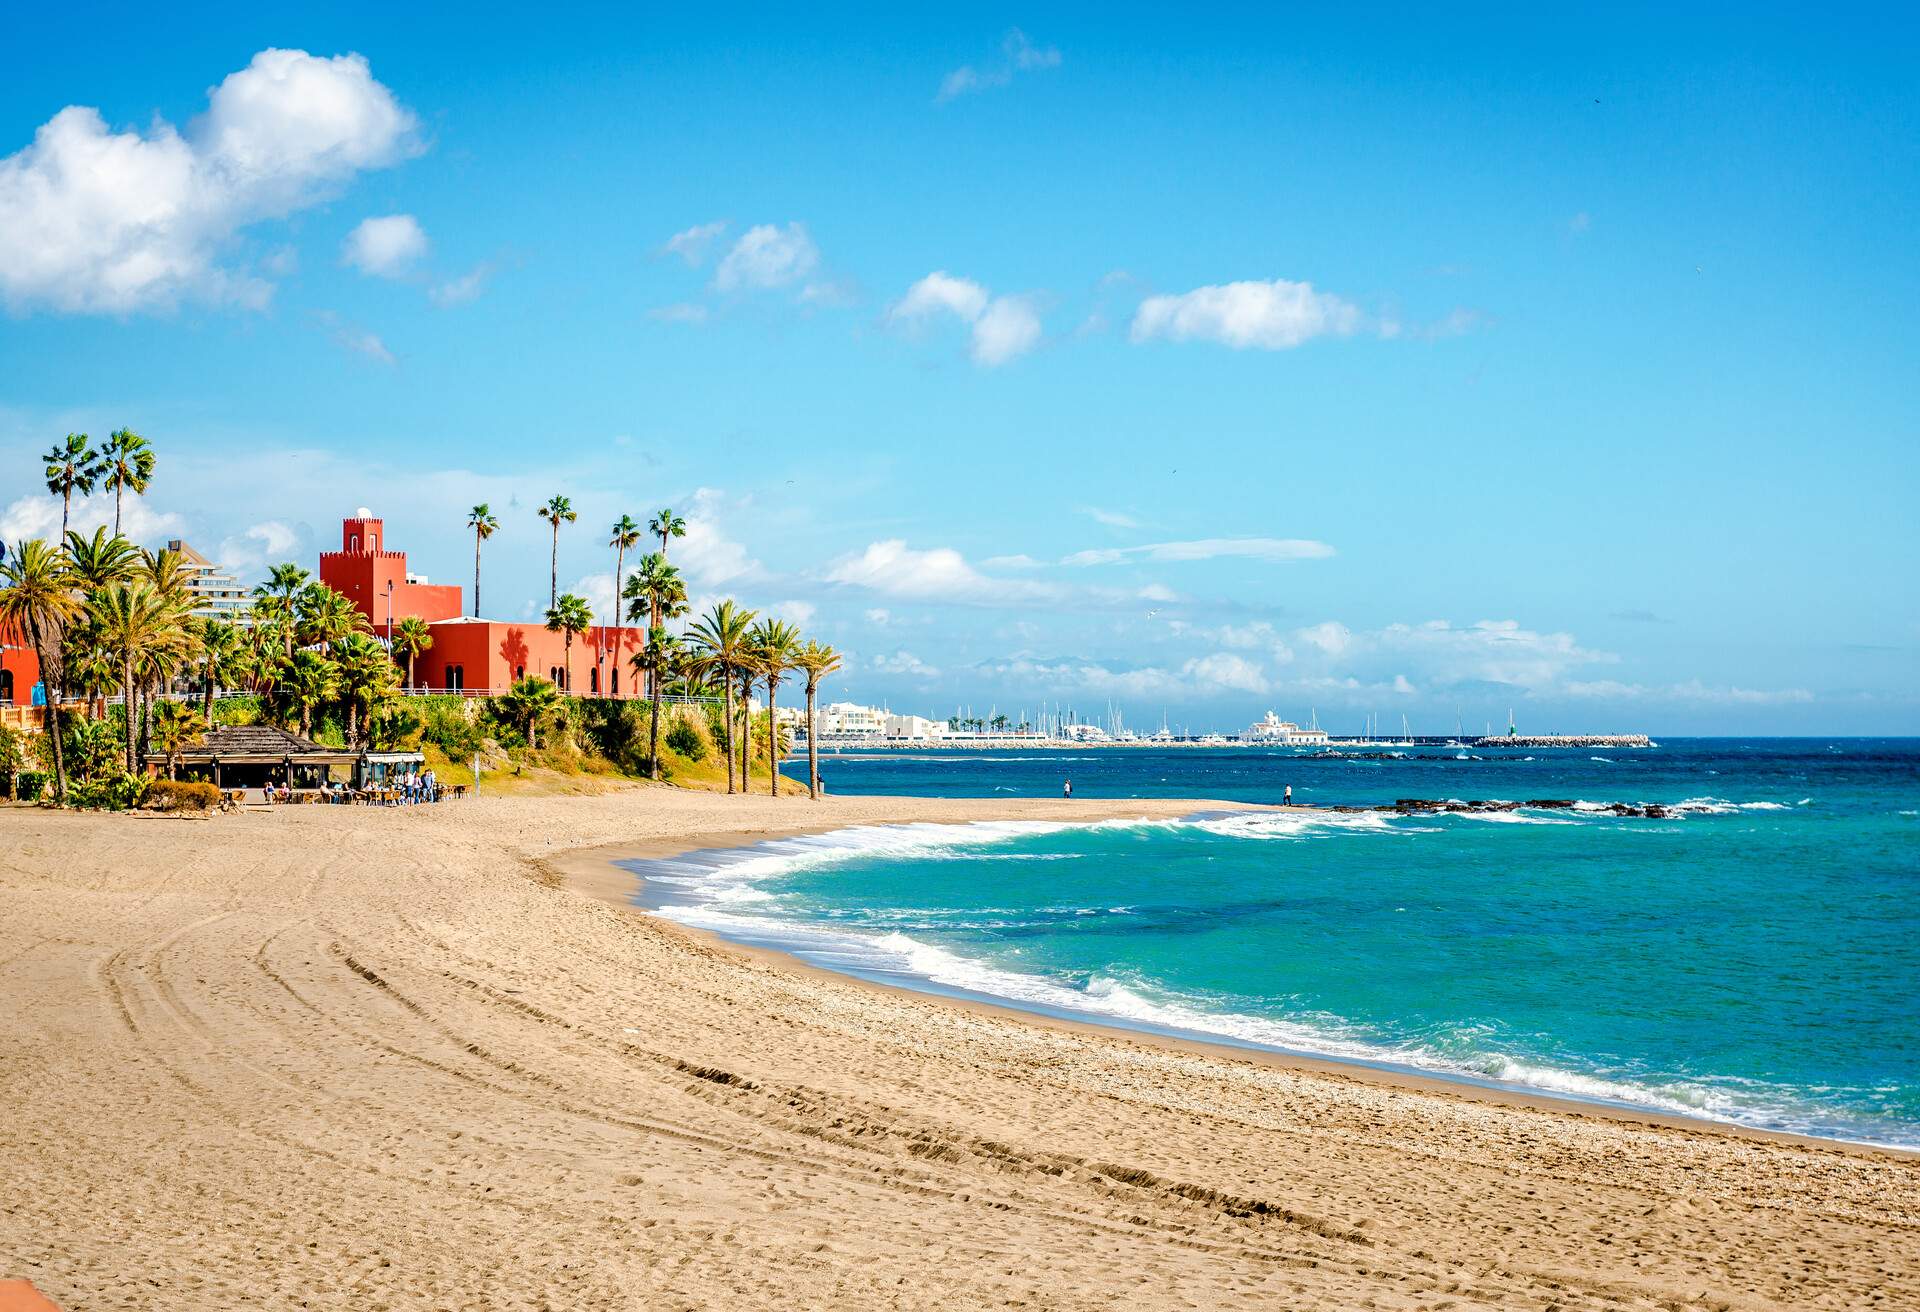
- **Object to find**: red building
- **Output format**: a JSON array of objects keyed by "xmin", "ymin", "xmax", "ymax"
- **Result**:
[
  {"xmin": 320, "ymin": 516, "xmax": 464, "ymax": 626},
  {"xmin": 0, "ymin": 623, "xmax": 41, "ymax": 709},
  {"xmin": 321, "ymin": 515, "xmax": 645, "ymax": 696}
]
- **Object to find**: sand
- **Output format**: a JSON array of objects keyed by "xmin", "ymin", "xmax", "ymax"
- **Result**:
[{"xmin": 1, "ymin": 788, "xmax": 1913, "ymax": 1311}]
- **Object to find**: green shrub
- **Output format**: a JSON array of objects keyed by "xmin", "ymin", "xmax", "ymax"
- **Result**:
[
  {"xmin": 665, "ymin": 717, "xmax": 709, "ymax": 760},
  {"xmin": 141, "ymin": 780, "xmax": 222, "ymax": 812},
  {"xmin": 423, "ymin": 704, "xmax": 486, "ymax": 758},
  {"xmin": 11, "ymin": 770, "xmax": 48, "ymax": 802},
  {"xmin": 65, "ymin": 773, "xmax": 149, "ymax": 811}
]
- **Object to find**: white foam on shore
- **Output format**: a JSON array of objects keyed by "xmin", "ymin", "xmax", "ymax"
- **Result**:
[{"xmin": 632, "ymin": 811, "xmax": 1914, "ymax": 1148}]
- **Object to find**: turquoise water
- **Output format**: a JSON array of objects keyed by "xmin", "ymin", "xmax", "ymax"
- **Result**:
[{"xmin": 629, "ymin": 740, "xmax": 1919, "ymax": 1147}]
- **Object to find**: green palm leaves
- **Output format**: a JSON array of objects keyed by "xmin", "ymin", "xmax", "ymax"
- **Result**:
[
  {"xmin": 101, "ymin": 428, "xmax": 155, "ymax": 537},
  {"xmin": 43, "ymin": 433, "xmax": 102, "ymax": 540},
  {"xmin": 544, "ymin": 591, "xmax": 593, "ymax": 691}
]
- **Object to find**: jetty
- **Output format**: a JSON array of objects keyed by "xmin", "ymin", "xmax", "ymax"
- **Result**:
[{"xmin": 1470, "ymin": 734, "xmax": 1652, "ymax": 749}]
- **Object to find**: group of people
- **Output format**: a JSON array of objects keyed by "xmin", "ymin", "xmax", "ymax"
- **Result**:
[{"xmin": 368, "ymin": 768, "xmax": 440, "ymax": 805}]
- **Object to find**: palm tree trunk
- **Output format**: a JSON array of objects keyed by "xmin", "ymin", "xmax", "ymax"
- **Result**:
[
  {"xmin": 720, "ymin": 665, "xmax": 735, "ymax": 794},
  {"xmin": 473, "ymin": 531, "xmax": 483, "ymax": 617},
  {"xmin": 203, "ymin": 656, "xmax": 216, "ymax": 727},
  {"xmin": 612, "ymin": 545, "xmax": 626, "ymax": 695},
  {"xmin": 648, "ymin": 684, "xmax": 663, "ymax": 781},
  {"xmin": 347, "ymin": 700, "xmax": 359, "ymax": 750},
  {"xmin": 739, "ymin": 672, "xmax": 754, "ymax": 791},
  {"xmin": 407, "ymin": 652, "xmax": 416, "ymax": 690},
  {"xmin": 61, "ymin": 487, "xmax": 71, "ymax": 542},
  {"xmin": 549, "ymin": 525, "xmax": 558, "ymax": 609},
  {"xmin": 33, "ymin": 623, "xmax": 68, "ymax": 804},
  {"xmin": 564, "ymin": 636, "xmax": 572, "ymax": 694},
  {"xmin": 123, "ymin": 652, "xmax": 137, "ymax": 774},
  {"xmin": 114, "ymin": 480, "xmax": 123, "ymax": 537},
  {"xmin": 806, "ymin": 683, "xmax": 820, "ymax": 799},
  {"xmin": 767, "ymin": 680, "xmax": 779, "ymax": 796}
]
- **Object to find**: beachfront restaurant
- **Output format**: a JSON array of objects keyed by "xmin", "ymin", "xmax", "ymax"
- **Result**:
[
  {"xmin": 150, "ymin": 724, "xmax": 357, "ymax": 799},
  {"xmin": 356, "ymin": 750, "xmax": 427, "ymax": 789}
]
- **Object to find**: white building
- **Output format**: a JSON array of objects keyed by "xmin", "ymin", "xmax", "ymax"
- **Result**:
[
  {"xmin": 883, "ymin": 713, "xmax": 948, "ymax": 740},
  {"xmin": 1242, "ymin": 711, "xmax": 1330, "ymax": 746}
]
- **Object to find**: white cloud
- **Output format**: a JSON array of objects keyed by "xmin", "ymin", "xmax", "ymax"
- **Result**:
[
  {"xmin": 1182, "ymin": 652, "xmax": 1270, "ymax": 695},
  {"xmin": 825, "ymin": 539, "xmax": 1055, "ymax": 606},
  {"xmin": 713, "ymin": 222, "xmax": 819, "ymax": 293},
  {"xmin": 675, "ymin": 488, "xmax": 763, "ymax": 587},
  {"xmin": 1131, "ymin": 278, "xmax": 1364, "ymax": 351},
  {"xmin": 647, "ymin": 301, "xmax": 709, "ymax": 325},
  {"xmin": 1296, "ymin": 621, "xmax": 1352, "ymax": 658},
  {"xmin": 772, "ymin": 599, "xmax": 817, "ymax": 626},
  {"xmin": 889, "ymin": 271, "xmax": 1042, "ymax": 366},
  {"xmin": 971, "ymin": 295, "xmax": 1043, "ymax": 365},
  {"xmin": 566, "ymin": 571, "xmax": 619, "ymax": 622},
  {"xmin": 664, "ymin": 220, "xmax": 728, "ymax": 266},
  {"xmin": 1064, "ymin": 537, "xmax": 1336, "ymax": 566},
  {"xmin": 216, "ymin": 519, "xmax": 299, "ymax": 572},
  {"xmin": 342, "ymin": 213, "xmax": 426, "ymax": 276},
  {"xmin": 1, "ymin": 489, "xmax": 184, "ymax": 545},
  {"xmin": 892, "ymin": 271, "xmax": 989, "ymax": 322},
  {"xmin": 1080, "ymin": 506, "xmax": 1140, "ymax": 530},
  {"xmin": 1564, "ymin": 679, "xmax": 1813, "ymax": 706},
  {"xmin": 864, "ymin": 608, "xmax": 891, "ymax": 625},
  {"xmin": 873, "ymin": 649, "xmax": 940, "ymax": 678},
  {"xmin": 316, "ymin": 311, "xmax": 394, "ymax": 365},
  {"xmin": 429, "ymin": 263, "xmax": 492, "ymax": 307},
  {"xmin": 0, "ymin": 48, "xmax": 421, "ymax": 314},
  {"xmin": 982, "ymin": 553, "xmax": 1043, "ymax": 569},
  {"xmin": 938, "ymin": 29, "xmax": 1061, "ymax": 101}
]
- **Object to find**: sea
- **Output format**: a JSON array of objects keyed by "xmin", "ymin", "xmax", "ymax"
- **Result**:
[{"xmin": 621, "ymin": 739, "xmax": 1920, "ymax": 1149}]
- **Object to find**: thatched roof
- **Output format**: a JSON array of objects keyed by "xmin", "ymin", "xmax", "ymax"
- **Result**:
[{"xmin": 151, "ymin": 723, "xmax": 357, "ymax": 763}]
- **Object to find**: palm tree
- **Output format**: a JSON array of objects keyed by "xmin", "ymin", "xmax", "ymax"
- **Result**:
[
  {"xmin": 629, "ymin": 625, "xmax": 682, "ymax": 780},
  {"xmin": 295, "ymin": 582, "xmax": 370, "ymax": 655},
  {"xmin": 63, "ymin": 526, "xmax": 140, "ymax": 591},
  {"xmin": 687, "ymin": 600, "xmax": 755, "ymax": 794},
  {"xmin": 151, "ymin": 699, "xmax": 201, "ymax": 780},
  {"xmin": 335, "ymin": 633, "xmax": 397, "ymax": 749},
  {"xmin": 280, "ymin": 651, "xmax": 339, "ymax": 739},
  {"xmin": 0, "ymin": 540, "xmax": 81, "ymax": 801},
  {"xmin": 254, "ymin": 563, "xmax": 310, "ymax": 658},
  {"xmin": 649, "ymin": 508, "xmax": 687, "ymax": 563},
  {"xmin": 792, "ymin": 640, "xmax": 843, "ymax": 800},
  {"xmin": 467, "ymin": 504, "xmax": 498, "ymax": 616},
  {"xmin": 537, "ymin": 495, "xmax": 576, "ymax": 609},
  {"xmin": 497, "ymin": 674, "xmax": 562, "ymax": 749},
  {"xmin": 89, "ymin": 581, "xmax": 177, "ymax": 773},
  {"xmin": 622, "ymin": 552, "xmax": 687, "ymax": 695},
  {"xmin": 100, "ymin": 428, "xmax": 155, "ymax": 537},
  {"xmin": 544, "ymin": 592, "xmax": 593, "ymax": 693},
  {"xmin": 390, "ymin": 616, "xmax": 433, "ymax": 689},
  {"xmin": 43, "ymin": 434, "xmax": 102, "ymax": 540},
  {"xmin": 197, "ymin": 618, "xmax": 245, "ymax": 725},
  {"xmin": 605, "ymin": 514, "xmax": 642, "ymax": 692},
  {"xmin": 64, "ymin": 616, "xmax": 120, "ymax": 720},
  {"xmin": 747, "ymin": 619, "xmax": 800, "ymax": 795}
]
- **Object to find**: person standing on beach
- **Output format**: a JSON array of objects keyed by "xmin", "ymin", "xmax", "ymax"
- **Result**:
[
  {"xmin": 1284, "ymin": 784, "xmax": 1293, "ymax": 806},
  {"xmin": 1064, "ymin": 779, "xmax": 1073, "ymax": 799}
]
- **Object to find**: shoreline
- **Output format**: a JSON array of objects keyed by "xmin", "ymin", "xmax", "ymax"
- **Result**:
[{"xmin": 553, "ymin": 811, "xmax": 1914, "ymax": 1162}]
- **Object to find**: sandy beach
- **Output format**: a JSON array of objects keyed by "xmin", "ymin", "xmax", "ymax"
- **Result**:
[{"xmin": 2, "ymin": 788, "xmax": 1914, "ymax": 1311}]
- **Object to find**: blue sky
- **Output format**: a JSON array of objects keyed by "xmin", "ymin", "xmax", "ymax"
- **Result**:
[{"xmin": 2, "ymin": 5, "xmax": 1915, "ymax": 732}]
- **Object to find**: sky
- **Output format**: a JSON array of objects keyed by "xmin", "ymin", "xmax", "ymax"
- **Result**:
[{"xmin": 1, "ymin": 4, "xmax": 1915, "ymax": 734}]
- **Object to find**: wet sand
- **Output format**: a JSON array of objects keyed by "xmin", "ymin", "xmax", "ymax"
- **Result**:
[{"xmin": 2, "ymin": 788, "xmax": 1913, "ymax": 1310}]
